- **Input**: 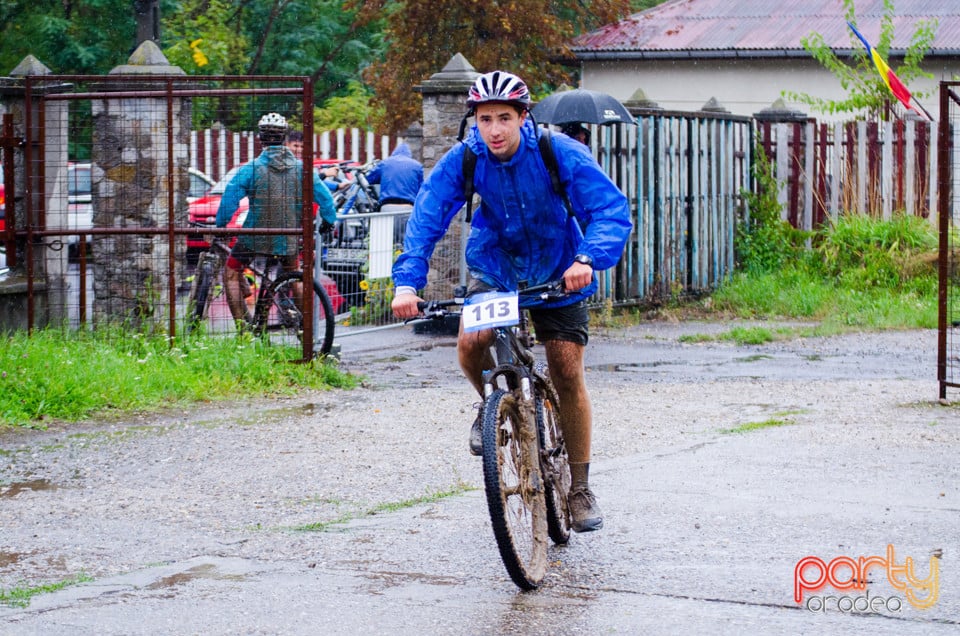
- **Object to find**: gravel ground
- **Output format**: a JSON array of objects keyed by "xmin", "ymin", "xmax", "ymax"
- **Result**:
[{"xmin": 0, "ymin": 319, "xmax": 957, "ymax": 631}]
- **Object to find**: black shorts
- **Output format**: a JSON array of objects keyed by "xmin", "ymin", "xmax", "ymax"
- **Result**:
[
  {"xmin": 528, "ymin": 302, "xmax": 589, "ymax": 346},
  {"xmin": 466, "ymin": 278, "xmax": 589, "ymax": 346}
]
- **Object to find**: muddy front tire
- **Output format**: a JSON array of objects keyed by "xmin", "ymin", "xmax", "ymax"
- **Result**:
[{"xmin": 481, "ymin": 388, "xmax": 548, "ymax": 590}]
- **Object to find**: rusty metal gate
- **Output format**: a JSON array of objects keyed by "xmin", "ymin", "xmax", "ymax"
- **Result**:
[
  {"xmin": 938, "ymin": 81, "xmax": 960, "ymax": 399},
  {"xmin": 1, "ymin": 74, "xmax": 329, "ymax": 360}
]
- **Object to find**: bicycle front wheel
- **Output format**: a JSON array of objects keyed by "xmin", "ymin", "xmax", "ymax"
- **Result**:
[
  {"xmin": 481, "ymin": 388, "xmax": 549, "ymax": 590},
  {"xmin": 255, "ymin": 270, "xmax": 336, "ymax": 356}
]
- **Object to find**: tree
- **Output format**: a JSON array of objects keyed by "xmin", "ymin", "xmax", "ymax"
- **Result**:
[
  {"xmin": 0, "ymin": 0, "xmax": 138, "ymax": 75},
  {"xmin": 163, "ymin": 1, "xmax": 385, "ymax": 103},
  {"xmin": 356, "ymin": 0, "xmax": 634, "ymax": 134},
  {"xmin": 783, "ymin": 0, "xmax": 937, "ymax": 119}
]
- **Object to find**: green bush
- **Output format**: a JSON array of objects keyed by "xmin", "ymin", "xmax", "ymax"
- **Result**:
[
  {"xmin": 736, "ymin": 148, "xmax": 810, "ymax": 274},
  {"xmin": 721, "ymin": 147, "xmax": 938, "ymax": 329}
]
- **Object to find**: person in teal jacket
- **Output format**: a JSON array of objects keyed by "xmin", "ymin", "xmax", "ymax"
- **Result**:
[
  {"xmin": 392, "ymin": 71, "xmax": 632, "ymax": 533},
  {"xmin": 217, "ymin": 113, "xmax": 337, "ymax": 324}
]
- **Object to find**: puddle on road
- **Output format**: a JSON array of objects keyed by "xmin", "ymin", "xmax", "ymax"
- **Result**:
[
  {"xmin": 588, "ymin": 360, "xmax": 685, "ymax": 372},
  {"xmin": 733, "ymin": 354, "xmax": 774, "ymax": 363},
  {"xmin": 145, "ymin": 563, "xmax": 248, "ymax": 590},
  {"xmin": 232, "ymin": 402, "xmax": 338, "ymax": 426},
  {"xmin": 0, "ymin": 478, "xmax": 59, "ymax": 498}
]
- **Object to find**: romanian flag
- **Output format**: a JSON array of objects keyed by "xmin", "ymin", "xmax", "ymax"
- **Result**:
[{"xmin": 847, "ymin": 21, "xmax": 913, "ymax": 111}]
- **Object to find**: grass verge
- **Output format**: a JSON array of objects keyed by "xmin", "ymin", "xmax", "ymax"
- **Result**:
[{"xmin": 0, "ymin": 330, "xmax": 357, "ymax": 429}]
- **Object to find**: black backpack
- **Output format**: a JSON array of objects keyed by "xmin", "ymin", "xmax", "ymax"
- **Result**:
[{"xmin": 460, "ymin": 128, "xmax": 574, "ymax": 223}]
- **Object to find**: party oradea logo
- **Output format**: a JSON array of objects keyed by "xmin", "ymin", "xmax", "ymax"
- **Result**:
[{"xmin": 794, "ymin": 544, "xmax": 940, "ymax": 613}]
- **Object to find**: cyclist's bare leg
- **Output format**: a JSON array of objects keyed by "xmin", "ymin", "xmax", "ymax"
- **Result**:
[
  {"xmin": 543, "ymin": 338, "xmax": 602, "ymax": 531},
  {"xmin": 457, "ymin": 324, "xmax": 496, "ymax": 396},
  {"xmin": 542, "ymin": 339, "xmax": 591, "ymax": 465},
  {"xmin": 281, "ymin": 256, "xmax": 302, "ymax": 309},
  {"xmin": 223, "ymin": 265, "xmax": 250, "ymax": 323}
]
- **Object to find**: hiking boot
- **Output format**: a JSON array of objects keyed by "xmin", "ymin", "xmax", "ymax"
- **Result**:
[
  {"xmin": 469, "ymin": 408, "xmax": 483, "ymax": 456},
  {"xmin": 568, "ymin": 486, "xmax": 604, "ymax": 532}
]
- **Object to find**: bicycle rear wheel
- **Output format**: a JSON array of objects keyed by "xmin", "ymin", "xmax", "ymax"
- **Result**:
[
  {"xmin": 481, "ymin": 388, "xmax": 548, "ymax": 590},
  {"xmin": 534, "ymin": 366, "xmax": 571, "ymax": 545},
  {"xmin": 255, "ymin": 270, "xmax": 336, "ymax": 356}
]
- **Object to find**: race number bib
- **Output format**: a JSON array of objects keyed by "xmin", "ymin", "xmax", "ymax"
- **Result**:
[{"xmin": 462, "ymin": 291, "xmax": 519, "ymax": 333}]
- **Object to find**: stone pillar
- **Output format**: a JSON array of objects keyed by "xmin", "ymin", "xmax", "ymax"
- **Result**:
[
  {"xmin": 0, "ymin": 55, "xmax": 72, "ymax": 329},
  {"xmin": 92, "ymin": 40, "xmax": 191, "ymax": 328},
  {"xmin": 413, "ymin": 53, "xmax": 479, "ymax": 295},
  {"xmin": 414, "ymin": 53, "xmax": 479, "ymax": 171}
]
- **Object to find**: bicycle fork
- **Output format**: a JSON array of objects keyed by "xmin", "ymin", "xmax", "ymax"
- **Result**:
[{"xmin": 483, "ymin": 329, "xmax": 533, "ymax": 401}]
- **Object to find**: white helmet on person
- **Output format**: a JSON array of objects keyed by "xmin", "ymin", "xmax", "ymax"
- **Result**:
[
  {"xmin": 466, "ymin": 71, "xmax": 531, "ymax": 110},
  {"xmin": 257, "ymin": 112, "xmax": 288, "ymax": 145}
]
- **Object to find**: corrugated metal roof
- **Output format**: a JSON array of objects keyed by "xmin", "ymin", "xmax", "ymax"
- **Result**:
[{"xmin": 572, "ymin": 0, "xmax": 960, "ymax": 57}]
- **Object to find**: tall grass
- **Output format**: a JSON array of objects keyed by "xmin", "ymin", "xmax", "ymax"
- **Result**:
[
  {"xmin": 712, "ymin": 149, "xmax": 939, "ymax": 330},
  {"xmin": 0, "ymin": 330, "xmax": 356, "ymax": 429}
]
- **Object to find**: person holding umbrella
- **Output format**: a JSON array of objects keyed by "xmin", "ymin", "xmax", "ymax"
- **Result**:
[
  {"xmin": 560, "ymin": 122, "xmax": 591, "ymax": 146},
  {"xmin": 391, "ymin": 70, "xmax": 632, "ymax": 533}
]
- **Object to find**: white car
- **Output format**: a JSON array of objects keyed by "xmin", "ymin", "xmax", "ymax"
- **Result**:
[{"xmin": 65, "ymin": 164, "xmax": 214, "ymax": 256}]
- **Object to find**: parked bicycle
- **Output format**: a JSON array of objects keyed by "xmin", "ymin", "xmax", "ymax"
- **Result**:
[
  {"xmin": 186, "ymin": 226, "xmax": 336, "ymax": 357},
  {"xmin": 322, "ymin": 161, "xmax": 381, "ymax": 310},
  {"xmin": 415, "ymin": 281, "xmax": 572, "ymax": 589}
]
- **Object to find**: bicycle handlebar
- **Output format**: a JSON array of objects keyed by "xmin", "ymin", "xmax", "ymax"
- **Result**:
[{"xmin": 411, "ymin": 280, "xmax": 566, "ymax": 322}]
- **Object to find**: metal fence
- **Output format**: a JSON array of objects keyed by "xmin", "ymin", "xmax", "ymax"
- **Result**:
[
  {"xmin": 757, "ymin": 116, "xmax": 938, "ymax": 231},
  {"xmin": 2, "ymin": 74, "xmax": 754, "ymax": 353},
  {"xmin": 2, "ymin": 75, "xmax": 334, "ymax": 358},
  {"xmin": 938, "ymin": 82, "xmax": 960, "ymax": 399}
]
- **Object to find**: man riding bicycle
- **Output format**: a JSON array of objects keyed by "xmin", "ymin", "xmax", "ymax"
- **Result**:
[
  {"xmin": 216, "ymin": 113, "xmax": 337, "ymax": 326},
  {"xmin": 391, "ymin": 71, "xmax": 632, "ymax": 532}
]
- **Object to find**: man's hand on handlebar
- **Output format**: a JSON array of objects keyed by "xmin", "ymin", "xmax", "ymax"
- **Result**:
[
  {"xmin": 392, "ymin": 292, "xmax": 424, "ymax": 320},
  {"xmin": 562, "ymin": 261, "xmax": 593, "ymax": 292}
]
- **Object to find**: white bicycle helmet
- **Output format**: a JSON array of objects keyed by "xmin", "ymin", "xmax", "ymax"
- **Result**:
[
  {"xmin": 257, "ymin": 112, "xmax": 288, "ymax": 145},
  {"xmin": 466, "ymin": 71, "xmax": 531, "ymax": 109}
]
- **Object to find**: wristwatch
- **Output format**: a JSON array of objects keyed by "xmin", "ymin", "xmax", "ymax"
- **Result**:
[{"xmin": 573, "ymin": 253, "xmax": 594, "ymax": 267}]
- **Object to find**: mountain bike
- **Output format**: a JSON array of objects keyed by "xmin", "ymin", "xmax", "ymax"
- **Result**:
[
  {"xmin": 416, "ymin": 280, "xmax": 572, "ymax": 589},
  {"xmin": 186, "ymin": 230, "xmax": 336, "ymax": 357}
]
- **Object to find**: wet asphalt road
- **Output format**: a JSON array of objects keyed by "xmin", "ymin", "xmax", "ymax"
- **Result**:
[{"xmin": 1, "ymin": 321, "xmax": 958, "ymax": 635}]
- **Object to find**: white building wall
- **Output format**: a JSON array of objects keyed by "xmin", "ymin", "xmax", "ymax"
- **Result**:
[{"xmin": 582, "ymin": 57, "xmax": 959, "ymax": 120}]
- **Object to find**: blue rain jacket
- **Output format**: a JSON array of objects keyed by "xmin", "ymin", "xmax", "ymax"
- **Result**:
[
  {"xmin": 216, "ymin": 146, "xmax": 337, "ymax": 255},
  {"xmin": 366, "ymin": 143, "xmax": 423, "ymax": 204},
  {"xmin": 392, "ymin": 120, "xmax": 632, "ymax": 308}
]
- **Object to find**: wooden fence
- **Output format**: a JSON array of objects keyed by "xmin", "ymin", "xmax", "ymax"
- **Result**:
[
  {"xmin": 190, "ymin": 127, "xmax": 401, "ymax": 183},
  {"xmin": 589, "ymin": 110, "xmax": 752, "ymax": 304},
  {"xmin": 756, "ymin": 117, "xmax": 937, "ymax": 232}
]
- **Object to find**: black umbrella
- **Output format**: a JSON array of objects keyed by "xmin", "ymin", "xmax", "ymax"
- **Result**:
[{"xmin": 531, "ymin": 89, "xmax": 635, "ymax": 126}]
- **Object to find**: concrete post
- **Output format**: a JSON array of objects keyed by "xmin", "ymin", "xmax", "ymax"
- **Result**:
[
  {"xmin": 0, "ymin": 55, "xmax": 72, "ymax": 330},
  {"xmin": 92, "ymin": 40, "xmax": 191, "ymax": 328}
]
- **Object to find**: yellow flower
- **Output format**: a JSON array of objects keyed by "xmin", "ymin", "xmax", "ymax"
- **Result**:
[
  {"xmin": 359, "ymin": 279, "xmax": 370, "ymax": 291},
  {"xmin": 190, "ymin": 39, "xmax": 208, "ymax": 67}
]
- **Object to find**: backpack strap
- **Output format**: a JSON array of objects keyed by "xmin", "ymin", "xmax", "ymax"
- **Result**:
[
  {"xmin": 537, "ymin": 128, "xmax": 575, "ymax": 218},
  {"xmin": 461, "ymin": 144, "xmax": 478, "ymax": 223},
  {"xmin": 460, "ymin": 128, "xmax": 573, "ymax": 224}
]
